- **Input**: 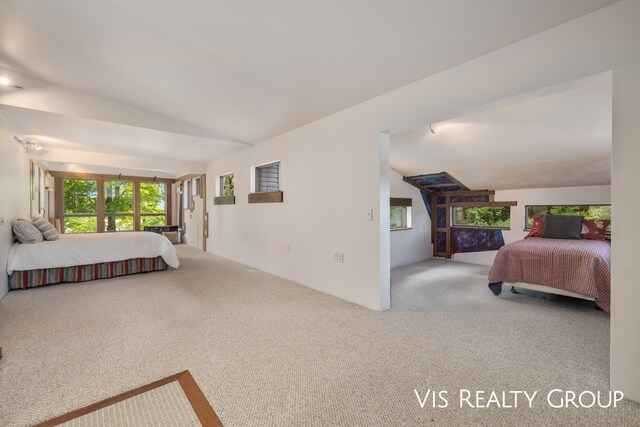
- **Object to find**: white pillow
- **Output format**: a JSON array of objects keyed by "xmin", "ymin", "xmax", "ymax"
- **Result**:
[
  {"xmin": 32, "ymin": 217, "xmax": 60, "ymax": 241},
  {"xmin": 13, "ymin": 219, "xmax": 44, "ymax": 244}
]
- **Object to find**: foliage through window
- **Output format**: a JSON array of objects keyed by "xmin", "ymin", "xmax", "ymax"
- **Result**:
[
  {"xmin": 105, "ymin": 181, "xmax": 134, "ymax": 231},
  {"xmin": 453, "ymin": 206, "xmax": 511, "ymax": 228},
  {"xmin": 140, "ymin": 182, "xmax": 167, "ymax": 228},
  {"xmin": 390, "ymin": 206, "xmax": 411, "ymax": 230},
  {"xmin": 220, "ymin": 174, "xmax": 234, "ymax": 197},
  {"xmin": 62, "ymin": 177, "xmax": 168, "ymax": 233},
  {"xmin": 63, "ymin": 178, "xmax": 98, "ymax": 233},
  {"xmin": 525, "ymin": 205, "xmax": 611, "ymax": 230}
]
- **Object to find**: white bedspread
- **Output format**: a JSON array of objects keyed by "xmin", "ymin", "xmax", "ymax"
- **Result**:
[{"xmin": 7, "ymin": 231, "xmax": 180, "ymax": 274}]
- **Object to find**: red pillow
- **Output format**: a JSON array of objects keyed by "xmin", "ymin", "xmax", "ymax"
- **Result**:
[
  {"xmin": 581, "ymin": 219, "xmax": 611, "ymax": 240},
  {"xmin": 525, "ymin": 216, "xmax": 544, "ymax": 238}
]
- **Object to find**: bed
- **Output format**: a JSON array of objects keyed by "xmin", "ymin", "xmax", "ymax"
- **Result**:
[
  {"xmin": 487, "ymin": 237, "xmax": 611, "ymax": 312},
  {"xmin": 7, "ymin": 231, "xmax": 180, "ymax": 290}
]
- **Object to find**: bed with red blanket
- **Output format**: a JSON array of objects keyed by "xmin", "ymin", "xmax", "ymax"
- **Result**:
[{"xmin": 488, "ymin": 237, "xmax": 611, "ymax": 312}]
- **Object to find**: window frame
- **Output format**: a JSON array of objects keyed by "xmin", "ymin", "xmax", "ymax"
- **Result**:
[
  {"xmin": 249, "ymin": 161, "xmax": 283, "ymax": 204},
  {"xmin": 451, "ymin": 205, "xmax": 512, "ymax": 230},
  {"xmin": 140, "ymin": 181, "xmax": 168, "ymax": 229},
  {"xmin": 57, "ymin": 174, "xmax": 171, "ymax": 234},
  {"xmin": 62, "ymin": 178, "xmax": 99, "ymax": 234},
  {"xmin": 524, "ymin": 204, "xmax": 611, "ymax": 231}
]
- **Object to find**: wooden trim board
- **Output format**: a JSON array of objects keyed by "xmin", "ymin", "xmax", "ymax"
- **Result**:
[
  {"xmin": 34, "ymin": 370, "xmax": 223, "ymax": 427},
  {"xmin": 248, "ymin": 190, "xmax": 283, "ymax": 203}
]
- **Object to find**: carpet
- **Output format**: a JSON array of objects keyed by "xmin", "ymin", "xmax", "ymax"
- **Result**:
[
  {"xmin": 0, "ymin": 246, "xmax": 638, "ymax": 426},
  {"xmin": 34, "ymin": 371, "xmax": 222, "ymax": 427}
]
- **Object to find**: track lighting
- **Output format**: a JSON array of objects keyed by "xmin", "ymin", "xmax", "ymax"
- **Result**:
[{"xmin": 14, "ymin": 136, "xmax": 43, "ymax": 151}]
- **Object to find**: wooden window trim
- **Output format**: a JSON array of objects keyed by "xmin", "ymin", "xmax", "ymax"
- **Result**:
[
  {"xmin": 214, "ymin": 196, "xmax": 236, "ymax": 205},
  {"xmin": 248, "ymin": 191, "xmax": 283, "ymax": 204},
  {"xmin": 390, "ymin": 197, "xmax": 412, "ymax": 207}
]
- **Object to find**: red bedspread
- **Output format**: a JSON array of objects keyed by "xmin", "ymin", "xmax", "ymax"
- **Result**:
[{"xmin": 488, "ymin": 237, "xmax": 611, "ymax": 312}]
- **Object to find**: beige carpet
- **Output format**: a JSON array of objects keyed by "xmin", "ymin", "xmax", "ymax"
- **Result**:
[{"xmin": 0, "ymin": 245, "xmax": 638, "ymax": 426}]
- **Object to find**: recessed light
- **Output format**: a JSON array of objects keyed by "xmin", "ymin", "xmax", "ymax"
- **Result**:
[{"xmin": 0, "ymin": 76, "xmax": 10, "ymax": 85}]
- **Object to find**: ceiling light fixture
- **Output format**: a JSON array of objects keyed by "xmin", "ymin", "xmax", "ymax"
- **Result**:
[
  {"xmin": 429, "ymin": 124, "xmax": 437, "ymax": 135},
  {"xmin": 0, "ymin": 76, "xmax": 23, "ymax": 89},
  {"xmin": 14, "ymin": 136, "xmax": 43, "ymax": 151}
]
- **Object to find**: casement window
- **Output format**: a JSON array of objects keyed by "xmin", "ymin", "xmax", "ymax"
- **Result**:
[
  {"xmin": 140, "ymin": 182, "xmax": 167, "ymax": 227},
  {"xmin": 525, "ymin": 205, "xmax": 611, "ymax": 231},
  {"xmin": 63, "ymin": 178, "xmax": 98, "ymax": 233},
  {"xmin": 256, "ymin": 162, "xmax": 280, "ymax": 192},
  {"xmin": 104, "ymin": 181, "xmax": 134, "ymax": 231},
  {"xmin": 453, "ymin": 206, "xmax": 511, "ymax": 229},
  {"xmin": 390, "ymin": 198, "xmax": 412, "ymax": 231},
  {"xmin": 61, "ymin": 177, "xmax": 169, "ymax": 233}
]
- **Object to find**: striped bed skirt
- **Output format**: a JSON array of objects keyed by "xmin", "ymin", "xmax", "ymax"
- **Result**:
[{"xmin": 9, "ymin": 257, "xmax": 167, "ymax": 290}]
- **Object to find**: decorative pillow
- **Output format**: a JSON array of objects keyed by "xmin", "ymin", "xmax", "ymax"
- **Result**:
[
  {"xmin": 541, "ymin": 214, "xmax": 583, "ymax": 240},
  {"xmin": 581, "ymin": 219, "xmax": 611, "ymax": 241},
  {"xmin": 13, "ymin": 219, "xmax": 44, "ymax": 244},
  {"xmin": 32, "ymin": 217, "xmax": 60, "ymax": 241},
  {"xmin": 525, "ymin": 216, "xmax": 544, "ymax": 238}
]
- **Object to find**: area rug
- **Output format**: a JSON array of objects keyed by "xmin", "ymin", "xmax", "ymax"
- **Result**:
[{"xmin": 34, "ymin": 371, "xmax": 223, "ymax": 426}]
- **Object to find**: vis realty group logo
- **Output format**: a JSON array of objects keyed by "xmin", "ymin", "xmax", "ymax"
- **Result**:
[{"xmin": 414, "ymin": 388, "xmax": 624, "ymax": 409}]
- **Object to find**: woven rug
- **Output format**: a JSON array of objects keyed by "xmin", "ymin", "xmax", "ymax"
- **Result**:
[{"xmin": 34, "ymin": 371, "xmax": 223, "ymax": 427}]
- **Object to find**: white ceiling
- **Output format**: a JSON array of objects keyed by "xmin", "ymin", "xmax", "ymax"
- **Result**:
[
  {"xmin": 390, "ymin": 73, "xmax": 612, "ymax": 190},
  {"xmin": 0, "ymin": 0, "xmax": 619, "ymax": 176}
]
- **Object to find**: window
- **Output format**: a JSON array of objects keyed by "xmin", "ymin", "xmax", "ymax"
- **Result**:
[
  {"xmin": 390, "ymin": 197, "xmax": 412, "ymax": 231},
  {"xmin": 220, "ymin": 174, "xmax": 234, "ymax": 196},
  {"xmin": 63, "ymin": 178, "xmax": 98, "ymax": 233},
  {"xmin": 183, "ymin": 180, "xmax": 192, "ymax": 209},
  {"xmin": 525, "ymin": 205, "xmax": 611, "ymax": 230},
  {"xmin": 256, "ymin": 162, "xmax": 280, "ymax": 192},
  {"xmin": 391, "ymin": 206, "xmax": 412, "ymax": 230},
  {"xmin": 140, "ymin": 182, "xmax": 167, "ymax": 228},
  {"xmin": 104, "ymin": 181, "xmax": 134, "ymax": 231},
  {"xmin": 453, "ymin": 206, "xmax": 511, "ymax": 228},
  {"xmin": 60, "ymin": 175, "xmax": 169, "ymax": 234}
]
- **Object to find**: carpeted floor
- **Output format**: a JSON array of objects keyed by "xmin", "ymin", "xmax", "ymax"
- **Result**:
[{"xmin": 0, "ymin": 246, "xmax": 638, "ymax": 426}]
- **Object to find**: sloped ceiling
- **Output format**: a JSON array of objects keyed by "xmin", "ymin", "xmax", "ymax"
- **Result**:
[
  {"xmin": 0, "ymin": 0, "xmax": 619, "ymax": 176},
  {"xmin": 390, "ymin": 73, "xmax": 612, "ymax": 190}
]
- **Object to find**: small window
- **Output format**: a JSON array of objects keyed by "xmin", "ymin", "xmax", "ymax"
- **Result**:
[
  {"xmin": 391, "ymin": 206, "xmax": 412, "ymax": 230},
  {"xmin": 220, "ymin": 174, "xmax": 234, "ymax": 196},
  {"xmin": 453, "ymin": 206, "xmax": 511, "ymax": 228},
  {"xmin": 525, "ymin": 205, "xmax": 611, "ymax": 230},
  {"xmin": 193, "ymin": 177, "xmax": 201, "ymax": 196},
  {"xmin": 390, "ymin": 198, "xmax": 412, "ymax": 231},
  {"xmin": 256, "ymin": 162, "xmax": 280, "ymax": 192}
]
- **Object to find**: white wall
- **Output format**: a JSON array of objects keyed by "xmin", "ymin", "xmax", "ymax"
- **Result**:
[
  {"xmin": 0, "ymin": 113, "xmax": 30, "ymax": 299},
  {"xmin": 389, "ymin": 169, "xmax": 431, "ymax": 269},
  {"xmin": 454, "ymin": 185, "xmax": 611, "ymax": 266},
  {"xmin": 206, "ymin": 1, "xmax": 640, "ymax": 399}
]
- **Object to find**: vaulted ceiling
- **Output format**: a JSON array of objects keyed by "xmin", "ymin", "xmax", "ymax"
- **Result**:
[
  {"xmin": 391, "ymin": 73, "xmax": 612, "ymax": 190},
  {"xmin": 0, "ymin": 0, "xmax": 619, "ymax": 176}
]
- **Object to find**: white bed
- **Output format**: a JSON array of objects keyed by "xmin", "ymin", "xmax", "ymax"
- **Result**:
[
  {"xmin": 8, "ymin": 232, "xmax": 180, "ymax": 290},
  {"xmin": 8, "ymin": 231, "xmax": 180, "ymax": 274}
]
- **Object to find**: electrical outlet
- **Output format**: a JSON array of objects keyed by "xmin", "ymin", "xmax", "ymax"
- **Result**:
[
  {"xmin": 338, "ymin": 253, "xmax": 344, "ymax": 263},
  {"xmin": 334, "ymin": 252, "xmax": 339, "ymax": 261}
]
